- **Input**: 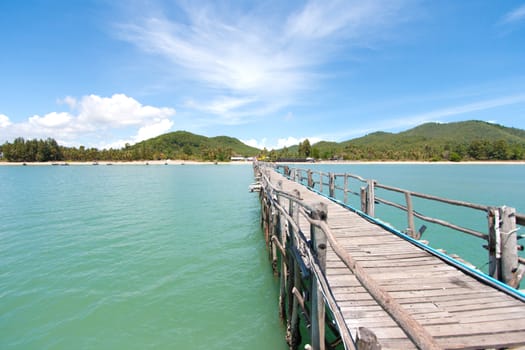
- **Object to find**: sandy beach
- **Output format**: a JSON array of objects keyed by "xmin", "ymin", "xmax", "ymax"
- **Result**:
[
  {"xmin": 1, "ymin": 160, "xmax": 525, "ymax": 166},
  {"xmin": 0, "ymin": 160, "xmax": 254, "ymax": 166}
]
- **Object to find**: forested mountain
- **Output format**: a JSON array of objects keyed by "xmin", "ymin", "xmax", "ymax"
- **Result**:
[
  {"xmin": 263, "ymin": 120, "xmax": 525, "ymax": 161},
  {"xmin": 337, "ymin": 121, "xmax": 525, "ymax": 161}
]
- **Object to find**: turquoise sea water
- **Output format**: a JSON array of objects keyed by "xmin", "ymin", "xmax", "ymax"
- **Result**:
[
  {"xmin": 1, "ymin": 163, "xmax": 524, "ymax": 349},
  {"xmin": 0, "ymin": 164, "xmax": 286, "ymax": 350}
]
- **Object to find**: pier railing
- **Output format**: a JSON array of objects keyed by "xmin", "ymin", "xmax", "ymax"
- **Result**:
[
  {"xmin": 255, "ymin": 162, "xmax": 445, "ymax": 350},
  {"xmin": 272, "ymin": 164, "xmax": 525, "ymax": 289}
]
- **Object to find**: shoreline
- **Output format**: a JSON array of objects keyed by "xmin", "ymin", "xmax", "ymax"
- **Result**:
[
  {"xmin": 0, "ymin": 160, "xmax": 254, "ymax": 166},
  {"xmin": 295, "ymin": 160, "xmax": 525, "ymax": 165},
  {"xmin": 1, "ymin": 160, "xmax": 525, "ymax": 166}
]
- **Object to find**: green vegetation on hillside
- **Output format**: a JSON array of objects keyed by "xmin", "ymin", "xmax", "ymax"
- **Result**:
[
  {"xmin": 129, "ymin": 131, "xmax": 259, "ymax": 161},
  {"xmin": 1, "ymin": 121, "xmax": 524, "ymax": 163},
  {"xmin": 0, "ymin": 131, "xmax": 259, "ymax": 162},
  {"xmin": 263, "ymin": 121, "xmax": 525, "ymax": 162}
]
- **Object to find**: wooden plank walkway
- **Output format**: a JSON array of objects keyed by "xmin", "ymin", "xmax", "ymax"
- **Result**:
[{"xmin": 263, "ymin": 167, "xmax": 525, "ymax": 350}]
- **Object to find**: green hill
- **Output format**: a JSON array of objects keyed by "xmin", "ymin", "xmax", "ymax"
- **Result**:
[
  {"xmin": 129, "ymin": 131, "xmax": 260, "ymax": 161},
  {"xmin": 0, "ymin": 131, "xmax": 260, "ymax": 162},
  {"xmin": 267, "ymin": 120, "xmax": 525, "ymax": 162},
  {"xmin": 336, "ymin": 121, "xmax": 525, "ymax": 161},
  {"xmin": 399, "ymin": 121, "xmax": 525, "ymax": 143}
]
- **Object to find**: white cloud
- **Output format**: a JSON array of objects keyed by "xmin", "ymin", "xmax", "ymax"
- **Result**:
[
  {"xmin": 135, "ymin": 118, "xmax": 174, "ymax": 142},
  {"xmin": 0, "ymin": 94, "xmax": 176, "ymax": 148},
  {"xmin": 501, "ymin": 4, "xmax": 525, "ymax": 24},
  {"xmin": 241, "ymin": 138, "xmax": 266, "ymax": 150},
  {"xmin": 29, "ymin": 112, "xmax": 73, "ymax": 128},
  {"xmin": 57, "ymin": 96, "xmax": 77, "ymax": 109},
  {"xmin": 116, "ymin": 0, "xmax": 411, "ymax": 120},
  {"xmin": 0, "ymin": 114, "xmax": 12, "ymax": 128},
  {"xmin": 241, "ymin": 136, "xmax": 323, "ymax": 150},
  {"xmin": 277, "ymin": 136, "xmax": 322, "ymax": 149},
  {"xmin": 77, "ymin": 93, "xmax": 174, "ymax": 127}
]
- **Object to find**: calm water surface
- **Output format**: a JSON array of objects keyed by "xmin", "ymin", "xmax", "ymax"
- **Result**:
[
  {"xmin": 1, "ymin": 163, "xmax": 524, "ymax": 349},
  {"xmin": 0, "ymin": 164, "xmax": 286, "ymax": 350}
]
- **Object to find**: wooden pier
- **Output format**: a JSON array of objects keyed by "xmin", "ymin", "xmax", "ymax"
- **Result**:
[{"xmin": 254, "ymin": 162, "xmax": 525, "ymax": 350}]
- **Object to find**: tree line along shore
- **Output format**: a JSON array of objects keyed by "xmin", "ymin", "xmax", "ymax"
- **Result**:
[
  {"xmin": 1, "ymin": 135, "xmax": 524, "ymax": 164},
  {"xmin": 2, "ymin": 121, "xmax": 525, "ymax": 163}
]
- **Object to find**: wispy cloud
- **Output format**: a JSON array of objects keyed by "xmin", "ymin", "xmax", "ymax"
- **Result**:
[
  {"xmin": 116, "ymin": 0, "xmax": 412, "ymax": 122},
  {"xmin": 501, "ymin": 4, "xmax": 525, "ymax": 24},
  {"xmin": 405, "ymin": 93, "xmax": 525, "ymax": 121}
]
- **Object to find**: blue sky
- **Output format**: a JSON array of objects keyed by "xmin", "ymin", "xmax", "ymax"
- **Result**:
[{"xmin": 1, "ymin": 0, "xmax": 524, "ymax": 150}]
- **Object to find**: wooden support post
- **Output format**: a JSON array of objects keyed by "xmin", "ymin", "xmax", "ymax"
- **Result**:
[
  {"xmin": 360, "ymin": 187, "xmax": 367, "ymax": 213},
  {"xmin": 259, "ymin": 191, "xmax": 265, "ymax": 228},
  {"xmin": 270, "ymin": 185, "xmax": 282, "ymax": 276},
  {"xmin": 287, "ymin": 189, "xmax": 302, "ymax": 349},
  {"xmin": 357, "ymin": 327, "xmax": 381, "ymax": 350},
  {"xmin": 308, "ymin": 170, "xmax": 314, "ymax": 188},
  {"xmin": 488, "ymin": 207, "xmax": 499, "ymax": 280},
  {"xmin": 277, "ymin": 184, "xmax": 288, "ymax": 320},
  {"xmin": 362, "ymin": 180, "xmax": 375, "ymax": 217},
  {"xmin": 263, "ymin": 197, "xmax": 270, "ymax": 245},
  {"xmin": 271, "ymin": 206, "xmax": 279, "ymax": 275},
  {"xmin": 405, "ymin": 192, "xmax": 417, "ymax": 239},
  {"xmin": 501, "ymin": 206, "xmax": 519, "ymax": 288},
  {"xmin": 329, "ymin": 173, "xmax": 335, "ymax": 198},
  {"xmin": 310, "ymin": 202, "xmax": 328, "ymax": 350},
  {"xmin": 488, "ymin": 206, "xmax": 520, "ymax": 287}
]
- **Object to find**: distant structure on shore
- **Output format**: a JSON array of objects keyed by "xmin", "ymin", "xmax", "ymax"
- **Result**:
[{"xmin": 230, "ymin": 156, "xmax": 256, "ymax": 162}]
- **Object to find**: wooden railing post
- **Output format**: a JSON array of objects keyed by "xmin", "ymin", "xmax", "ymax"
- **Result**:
[
  {"xmin": 308, "ymin": 170, "xmax": 314, "ymax": 188},
  {"xmin": 405, "ymin": 192, "xmax": 417, "ymax": 239},
  {"xmin": 488, "ymin": 206, "xmax": 520, "ymax": 287},
  {"xmin": 310, "ymin": 202, "xmax": 328, "ymax": 350},
  {"xmin": 329, "ymin": 173, "xmax": 335, "ymax": 198},
  {"xmin": 501, "ymin": 206, "xmax": 519, "ymax": 287},
  {"xmin": 284, "ymin": 166, "xmax": 290, "ymax": 177},
  {"xmin": 361, "ymin": 180, "xmax": 375, "ymax": 216}
]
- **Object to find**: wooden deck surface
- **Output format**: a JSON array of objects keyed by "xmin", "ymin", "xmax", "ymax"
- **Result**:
[{"xmin": 266, "ymin": 168, "xmax": 525, "ymax": 350}]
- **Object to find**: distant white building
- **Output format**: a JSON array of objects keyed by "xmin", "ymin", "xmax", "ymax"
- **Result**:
[{"xmin": 230, "ymin": 156, "xmax": 255, "ymax": 162}]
